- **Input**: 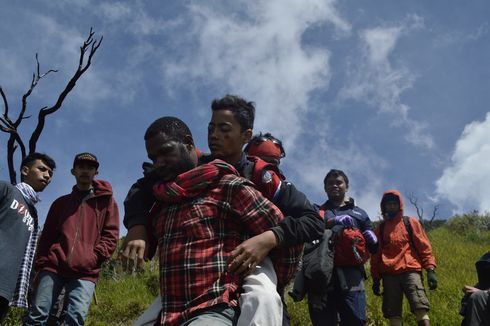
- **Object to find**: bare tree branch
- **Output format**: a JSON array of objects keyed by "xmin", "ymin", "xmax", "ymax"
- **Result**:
[
  {"xmin": 1, "ymin": 28, "xmax": 102, "ymax": 184},
  {"xmin": 408, "ymin": 192, "xmax": 424, "ymax": 221},
  {"xmin": 430, "ymin": 204, "xmax": 439, "ymax": 224},
  {"xmin": 29, "ymin": 28, "xmax": 102, "ymax": 153},
  {"xmin": 0, "ymin": 87, "xmax": 14, "ymax": 129},
  {"xmin": 15, "ymin": 54, "xmax": 58, "ymax": 127}
]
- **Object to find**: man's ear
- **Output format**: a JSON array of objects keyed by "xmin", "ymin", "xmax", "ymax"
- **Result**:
[
  {"xmin": 20, "ymin": 166, "xmax": 30, "ymax": 178},
  {"xmin": 71, "ymin": 168, "xmax": 75, "ymax": 176},
  {"xmin": 241, "ymin": 128, "xmax": 253, "ymax": 145},
  {"xmin": 183, "ymin": 135, "xmax": 195, "ymax": 150}
]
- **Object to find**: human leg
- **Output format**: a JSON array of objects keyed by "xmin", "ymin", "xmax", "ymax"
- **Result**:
[
  {"xmin": 63, "ymin": 278, "xmax": 95, "ymax": 326},
  {"xmin": 337, "ymin": 290, "xmax": 366, "ymax": 326},
  {"xmin": 24, "ymin": 271, "xmax": 65, "ymax": 325},
  {"xmin": 465, "ymin": 290, "xmax": 490, "ymax": 326},
  {"xmin": 382, "ymin": 274, "xmax": 404, "ymax": 320},
  {"xmin": 388, "ymin": 316, "xmax": 402, "ymax": 326},
  {"xmin": 237, "ymin": 257, "xmax": 282, "ymax": 326},
  {"xmin": 182, "ymin": 304, "xmax": 237, "ymax": 326},
  {"xmin": 307, "ymin": 290, "xmax": 337, "ymax": 326},
  {"xmin": 132, "ymin": 295, "xmax": 161, "ymax": 326},
  {"xmin": 402, "ymin": 272, "xmax": 430, "ymax": 324}
]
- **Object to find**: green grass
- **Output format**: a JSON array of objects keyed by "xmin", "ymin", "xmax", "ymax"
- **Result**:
[
  {"xmin": 285, "ymin": 224, "xmax": 490, "ymax": 325},
  {"xmin": 4, "ymin": 216, "xmax": 490, "ymax": 325}
]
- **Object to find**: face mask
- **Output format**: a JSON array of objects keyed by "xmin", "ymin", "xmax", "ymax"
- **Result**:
[{"xmin": 386, "ymin": 211, "xmax": 398, "ymax": 219}]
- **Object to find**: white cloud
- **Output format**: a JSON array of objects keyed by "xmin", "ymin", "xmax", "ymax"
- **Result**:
[
  {"xmin": 284, "ymin": 116, "xmax": 387, "ymax": 220},
  {"xmin": 339, "ymin": 14, "xmax": 433, "ymax": 149},
  {"xmin": 436, "ymin": 112, "xmax": 490, "ymax": 213},
  {"xmin": 161, "ymin": 0, "xmax": 350, "ymax": 148}
]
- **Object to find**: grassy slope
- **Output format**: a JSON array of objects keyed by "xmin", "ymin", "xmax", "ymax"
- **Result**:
[{"xmin": 5, "ymin": 222, "xmax": 489, "ymax": 326}]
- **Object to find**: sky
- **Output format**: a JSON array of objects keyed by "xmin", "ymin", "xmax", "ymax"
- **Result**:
[{"xmin": 1, "ymin": 0, "xmax": 490, "ymax": 233}]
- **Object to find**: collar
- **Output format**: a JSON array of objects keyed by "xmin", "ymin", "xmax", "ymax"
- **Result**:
[{"xmin": 15, "ymin": 182, "xmax": 40, "ymax": 206}]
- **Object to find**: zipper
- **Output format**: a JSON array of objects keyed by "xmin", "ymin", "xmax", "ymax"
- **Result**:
[{"xmin": 67, "ymin": 197, "xmax": 85, "ymax": 265}]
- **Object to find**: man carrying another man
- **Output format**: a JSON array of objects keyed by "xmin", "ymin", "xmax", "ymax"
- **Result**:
[{"xmin": 135, "ymin": 116, "xmax": 299, "ymax": 325}]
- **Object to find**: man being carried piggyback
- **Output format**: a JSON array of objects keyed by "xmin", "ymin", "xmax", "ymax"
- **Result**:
[
  {"xmin": 24, "ymin": 152, "xmax": 119, "ymax": 326},
  {"xmin": 135, "ymin": 116, "xmax": 298, "ymax": 325},
  {"xmin": 0, "ymin": 153, "xmax": 55, "ymax": 322},
  {"xmin": 123, "ymin": 95, "xmax": 323, "ymax": 325}
]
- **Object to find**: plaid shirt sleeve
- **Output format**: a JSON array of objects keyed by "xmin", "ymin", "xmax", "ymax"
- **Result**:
[{"xmin": 225, "ymin": 175, "xmax": 302, "ymax": 289}]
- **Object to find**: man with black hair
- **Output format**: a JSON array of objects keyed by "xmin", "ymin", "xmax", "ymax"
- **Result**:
[
  {"xmin": 25, "ymin": 152, "xmax": 119, "ymax": 326},
  {"xmin": 122, "ymin": 95, "xmax": 323, "ymax": 325},
  {"xmin": 308, "ymin": 169, "xmax": 378, "ymax": 326},
  {"xmin": 371, "ymin": 189, "xmax": 437, "ymax": 326},
  {"xmin": 0, "ymin": 153, "xmax": 55, "ymax": 322},
  {"xmin": 133, "ymin": 116, "xmax": 297, "ymax": 325}
]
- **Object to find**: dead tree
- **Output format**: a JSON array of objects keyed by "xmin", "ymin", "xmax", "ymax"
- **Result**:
[
  {"xmin": 0, "ymin": 28, "xmax": 102, "ymax": 184},
  {"xmin": 407, "ymin": 192, "xmax": 439, "ymax": 228}
]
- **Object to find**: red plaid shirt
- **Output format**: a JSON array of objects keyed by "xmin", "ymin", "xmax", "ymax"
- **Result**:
[{"xmin": 151, "ymin": 161, "xmax": 300, "ymax": 325}]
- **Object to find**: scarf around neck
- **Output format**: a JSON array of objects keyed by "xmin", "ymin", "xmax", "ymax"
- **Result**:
[
  {"xmin": 153, "ymin": 160, "xmax": 239, "ymax": 203},
  {"xmin": 15, "ymin": 182, "xmax": 40, "ymax": 206}
]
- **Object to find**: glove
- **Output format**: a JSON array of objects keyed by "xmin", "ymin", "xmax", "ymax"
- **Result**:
[
  {"xmin": 362, "ymin": 230, "xmax": 378, "ymax": 245},
  {"xmin": 372, "ymin": 278, "xmax": 381, "ymax": 296},
  {"xmin": 334, "ymin": 215, "xmax": 355, "ymax": 227},
  {"xmin": 427, "ymin": 269, "xmax": 437, "ymax": 290}
]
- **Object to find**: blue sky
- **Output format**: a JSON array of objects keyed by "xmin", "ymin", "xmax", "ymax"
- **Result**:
[{"xmin": 1, "ymin": 1, "xmax": 490, "ymax": 233}]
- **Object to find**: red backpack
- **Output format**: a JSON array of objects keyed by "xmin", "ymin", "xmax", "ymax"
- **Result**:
[{"xmin": 319, "ymin": 208, "xmax": 370, "ymax": 267}]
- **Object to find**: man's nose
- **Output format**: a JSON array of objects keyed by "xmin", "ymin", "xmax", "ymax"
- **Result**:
[
  {"xmin": 154, "ymin": 157, "xmax": 166, "ymax": 168},
  {"xmin": 43, "ymin": 172, "xmax": 51, "ymax": 181}
]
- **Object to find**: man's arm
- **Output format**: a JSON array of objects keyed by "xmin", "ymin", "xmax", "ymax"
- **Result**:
[
  {"xmin": 35, "ymin": 199, "xmax": 62, "ymax": 269},
  {"xmin": 410, "ymin": 217, "xmax": 436, "ymax": 269},
  {"xmin": 94, "ymin": 198, "xmax": 120, "ymax": 265},
  {"xmin": 227, "ymin": 177, "xmax": 303, "ymax": 287},
  {"xmin": 226, "ymin": 177, "xmax": 283, "ymax": 275},
  {"xmin": 269, "ymin": 182, "xmax": 324, "ymax": 247},
  {"xmin": 120, "ymin": 180, "xmax": 156, "ymax": 269}
]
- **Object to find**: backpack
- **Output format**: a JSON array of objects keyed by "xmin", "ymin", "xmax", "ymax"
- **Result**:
[
  {"xmin": 242, "ymin": 156, "xmax": 283, "ymax": 201},
  {"xmin": 319, "ymin": 208, "xmax": 370, "ymax": 267},
  {"xmin": 302, "ymin": 229, "xmax": 335, "ymax": 293}
]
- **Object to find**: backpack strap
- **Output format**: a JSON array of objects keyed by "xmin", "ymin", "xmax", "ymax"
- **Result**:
[
  {"xmin": 246, "ymin": 156, "xmax": 283, "ymax": 201},
  {"xmin": 403, "ymin": 216, "xmax": 420, "ymax": 259}
]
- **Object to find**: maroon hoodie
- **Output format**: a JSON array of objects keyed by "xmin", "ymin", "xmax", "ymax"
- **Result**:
[{"xmin": 35, "ymin": 180, "xmax": 119, "ymax": 282}]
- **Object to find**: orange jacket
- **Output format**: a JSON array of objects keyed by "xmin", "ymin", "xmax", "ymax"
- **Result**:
[{"xmin": 370, "ymin": 189, "xmax": 436, "ymax": 279}]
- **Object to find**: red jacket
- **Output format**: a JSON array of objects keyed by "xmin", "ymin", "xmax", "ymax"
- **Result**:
[
  {"xmin": 35, "ymin": 180, "xmax": 119, "ymax": 282},
  {"xmin": 370, "ymin": 189, "xmax": 436, "ymax": 279}
]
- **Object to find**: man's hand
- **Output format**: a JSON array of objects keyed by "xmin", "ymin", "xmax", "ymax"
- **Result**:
[
  {"xmin": 334, "ymin": 215, "xmax": 355, "ymax": 227},
  {"xmin": 362, "ymin": 230, "xmax": 378, "ymax": 245},
  {"xmin": 372, "ymin": 278, "xmax": 381, "ymax": 296},
  {"xmin": 227, "ymin": 230, "xmax": 278, "ymax": 275},
  {"xmin": 427, "ymin": 269, "xmax": 437, "ymax": 290},
  {"xmin": 119, "ymin": 225, "xmax": 148, "ymax": 272},
  {"xmin": 463, "ymin": 285, "xmax": 479, "ymax": 295}
]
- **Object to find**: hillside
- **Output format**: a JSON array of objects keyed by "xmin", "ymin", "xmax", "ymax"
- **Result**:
[{"xmin": 4, "ymin": 215, "xmax": 489, "ymax": 325}]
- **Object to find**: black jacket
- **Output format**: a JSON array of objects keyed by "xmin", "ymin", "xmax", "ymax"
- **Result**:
[{"xmin": 123, "ymin": 154, "xmax": 323, "ymax": 247}]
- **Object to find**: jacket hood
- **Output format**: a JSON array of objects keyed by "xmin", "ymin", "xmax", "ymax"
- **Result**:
[
  {"xmin": 380, "ymin": 189, "xmax": 404, "ymax": 215},
  {"xmin": 72, "ymin": 179, "xmax": 113, "ymax": 197},
  {"xmin": 476, "ymin": 251, "xmax": 490, "ymax": 288}
]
